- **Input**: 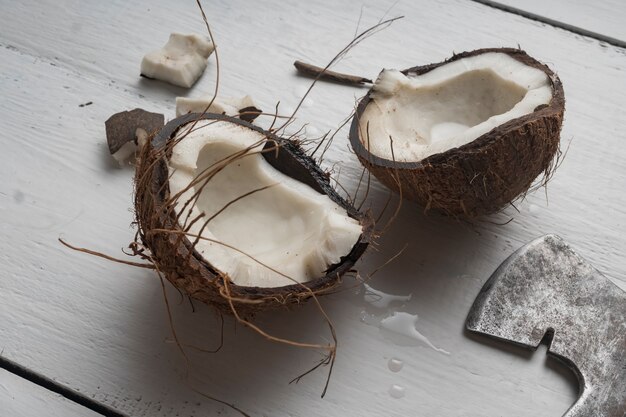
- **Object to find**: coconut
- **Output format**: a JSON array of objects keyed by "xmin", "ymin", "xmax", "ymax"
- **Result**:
[
  {"xmin": 349, "ymin": 48, "xmax": 564, "ymax": 217},
  {"xmin": 135, "ymin": 113, "xmax": 372, "ymax": 315}
]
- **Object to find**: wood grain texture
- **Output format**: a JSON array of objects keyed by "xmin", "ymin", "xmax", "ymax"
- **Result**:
[
  {"xmin": 0, "ymin": 369, "xmax": 100, "ymax": 417},
  {"xmin": 0, "ymin": 0, "xmax": 625, "ymax": 416},
  {"xmin": 496, "ymin": 0, "xmax": 626, "ymax": 43}
]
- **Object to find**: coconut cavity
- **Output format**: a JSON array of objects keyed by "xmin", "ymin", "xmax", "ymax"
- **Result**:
[
  {"xmin": 168, "ymin": 120, "xmax": 363, "ymax": 288},
  {"xmin": 359, "ymin": 52, "xmax": 553, "ymax": 162}
]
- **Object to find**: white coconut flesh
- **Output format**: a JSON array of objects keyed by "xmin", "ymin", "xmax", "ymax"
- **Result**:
[
  {"xmin": 168, "ymin": 120, "xmax": 363, "ymax": 288},
  {"xmin": 175, "ymin": 95, "xmax": 257, "ymax": 117},
  {"xmin": 359, "ymin": 52, "xmax": 554, "ymax": 162},
  {"xmin": 141, "ymin": 33, "xmax": 215, "ymax": 88}
]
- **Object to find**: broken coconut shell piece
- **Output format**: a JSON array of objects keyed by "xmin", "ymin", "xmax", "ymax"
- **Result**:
[
  {"xmin": 175, "ymin": 95, "xmax": 262, "ymax": 123},
  {"xmin": 135, "ymin": 113, "xmax": 372, "ymax": 314},
  {"xmin": 349, "ymin": 48, "xmax": 564, "ymax": 217},
  {"xmin": 105, "ymin": 108, "xmax": 164, "ymax": 164},
  {"xmin": 140, "ymin": 33, "xmax": 215, "ymax": 88},
  {"xmin": 293, "ymin": 60, "xmax": 373, "ymax": 86}
]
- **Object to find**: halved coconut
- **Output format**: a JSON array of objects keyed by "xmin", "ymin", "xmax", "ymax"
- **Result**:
[
  {"xmin": 349, "ymin": 48, "xmax": 564, "ymax": 217},
  {"xmin": 135, "ymin": 113, "xmax": 372, "ymax": 314}
]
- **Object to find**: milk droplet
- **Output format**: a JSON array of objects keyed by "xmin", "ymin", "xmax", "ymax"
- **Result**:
[
  {"xmin": 389, "ymin": 384, "xmax": 405, "ymax": 399},
  {"xmin": 388, "ymin": 358, "xmax": 404, "ymax": 372},
  {"xmin": 380, "ymin": 312, "xmax": 450, "ymax": 355},
  {"xmin": 363, "ymin": 283, "xmax": 411, "ymax": 309},
  {"xmin": 359, "ymin": 310, "xmax": 380, "ymax": 326}
]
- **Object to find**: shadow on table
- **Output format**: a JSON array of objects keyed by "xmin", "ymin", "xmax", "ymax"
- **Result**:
[
  {"xmin": 113, "ymin": 187, "xmax": 578, "ymax": 416},
  {"xmin": 464, "ymin": 329, "xmax": 580, "ymax": 392}
]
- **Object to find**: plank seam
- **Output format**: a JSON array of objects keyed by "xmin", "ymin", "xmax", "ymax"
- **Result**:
[
  {"xmin": 0, "ymin": 355, "xmax": 128, "ymax": 417},
  {"xmin": 469, "ymin": 0, "xmax": 626, "ymax": 49}
]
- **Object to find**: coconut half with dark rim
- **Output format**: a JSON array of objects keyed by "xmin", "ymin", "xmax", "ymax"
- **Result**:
[
  {"xmin": 135, "ymin": 113, "xmax": 372, "ymax": 315},
  {"xmin": 349, "ymin": 48, "xmax": 565, "ymax": 217}
]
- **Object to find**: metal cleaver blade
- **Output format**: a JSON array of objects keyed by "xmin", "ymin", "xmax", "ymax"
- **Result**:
[{"xmin": 466, "ymin": 234, "xmax": 625, "ymax": 417}]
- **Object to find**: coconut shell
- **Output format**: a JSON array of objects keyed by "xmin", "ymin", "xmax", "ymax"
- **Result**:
[
  {"xmin": 135, "ymin": 113, "xmax": 372, "ymax": 316},
  {"xmin": 349, "ymin": 48, "xmax": 565, "ymax": 217},
  {"xmin": 105, "ymin": 108, "xmax": 164, "ymax": 155}
]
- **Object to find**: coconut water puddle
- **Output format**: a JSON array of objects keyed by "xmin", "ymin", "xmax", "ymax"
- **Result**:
[
  {"xmin": 363, "ymin": 283, "xmax": 412, "ymax": 308},
  {"xmin": 359, "ymin": 283, "xmax": 450, "ymax": 356},
  {"xmin": 381, "ymin": 312, "xmax": 450, "ymax": 355}
]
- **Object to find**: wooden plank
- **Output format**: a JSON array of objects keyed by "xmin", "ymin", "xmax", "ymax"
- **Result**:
[
  {"xmin": 492, "ymin": 0, "xmax": 626, "ymax": 44},
  {"xmin": 0, "ymin": 0, "xmax": 625, "ymax": 416},
  {"xmin": 0, "ymin": 369, "xmax": 101, "ymax": 417}
]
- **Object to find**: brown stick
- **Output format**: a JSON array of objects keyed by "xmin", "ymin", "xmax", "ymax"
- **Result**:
[{"xmin": 293, "ymin": 60, "xmax": 372, "ymax": 86}]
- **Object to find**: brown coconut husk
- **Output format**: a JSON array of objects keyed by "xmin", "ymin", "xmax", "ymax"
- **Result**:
[
  {"xmin": 134, "ymin": 113, "xmax": 373, "ymax": 317},
  {"xmin": 56, "ymin": 6, "xmax": 400, "ymax": 408},
  {"xmin": 349, "ymin": 48, "xmax": 565, "ymax": 218}
]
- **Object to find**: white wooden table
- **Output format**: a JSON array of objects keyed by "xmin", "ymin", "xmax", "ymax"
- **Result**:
[{"xmin": 1, "ymin": 1, "xmax": 625, "ymax": 416}]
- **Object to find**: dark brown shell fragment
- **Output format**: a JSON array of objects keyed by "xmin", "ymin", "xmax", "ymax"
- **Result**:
[{"xmin": 105, "ymin": 108, "xmax": 164, "ymax": 155}]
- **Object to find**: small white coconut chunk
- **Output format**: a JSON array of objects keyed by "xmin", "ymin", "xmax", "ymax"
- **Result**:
[
  {"xmin": 168, "ymin": 120, "xmax": 363, "ymax": 288},
  {"xmin": 141, "ymin": 33, "xmax": 215, "ymax": 88},
  {"xmin": 360, "ymin": 52, "xmax": 553, "ymax": 162},
  {"xmin": 110, "ymin": 129, "xmax": 151, "ymax": 164},
  {"xmin": 175, "ymin": 95, "xmax": 257, "ymax": 117},
  {"xmin": 111, "ymin": 141, "xmax": 137, "ymax": 164},
  {"xmin": 135, "ymin": 128, "xmax": 149, "ymax": 149}
]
